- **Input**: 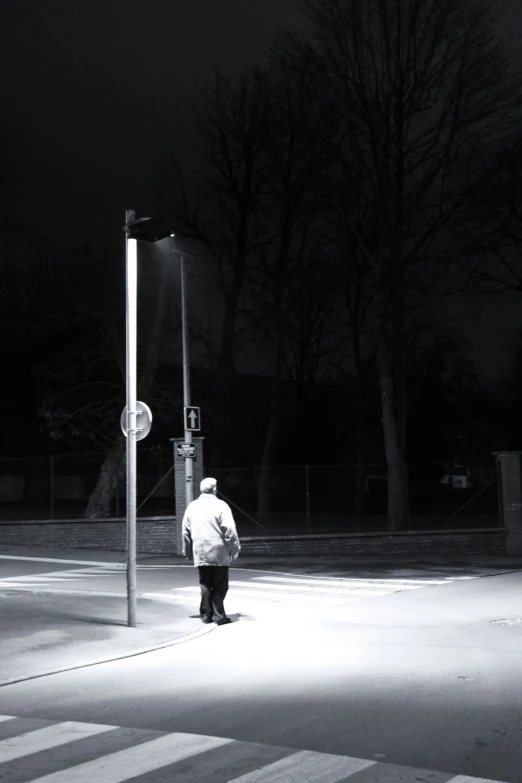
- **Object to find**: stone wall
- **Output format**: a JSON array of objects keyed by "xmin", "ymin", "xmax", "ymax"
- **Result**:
[
  {"xmin": 239, "ymin": 528, "xmax": 507, "ymax": 556},
  {"xmin": 0, "ymin": 518, "xmax": 507, "ymax": 556},
  {"xmin": 0, "ymin": 517, "xmax": 175, "ymax": 554}
]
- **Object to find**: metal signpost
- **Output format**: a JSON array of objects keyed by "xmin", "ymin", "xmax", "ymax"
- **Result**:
[
  {"xmin": 120, "ymin": 399, "xmax": 153, "ymax": 627},
  {"xmin": 181, "ymin": 256, "xmax": 200, "ymax": 506}
]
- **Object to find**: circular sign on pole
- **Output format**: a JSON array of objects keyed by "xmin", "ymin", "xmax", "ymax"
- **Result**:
[{"xmin": 120, "ymin": 401, "xmax": 153, "ymax": 441}]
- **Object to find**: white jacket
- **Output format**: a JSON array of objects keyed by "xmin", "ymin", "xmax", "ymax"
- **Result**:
[{"xmin": 182, "ymin": 493, "xmax": 241, "ymax": 566}]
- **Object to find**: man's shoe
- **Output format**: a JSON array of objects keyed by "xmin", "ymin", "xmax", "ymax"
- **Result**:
[
  {"xmin": 215, "ymin": 618, "xmax": 232, "ymax": 626},
  {"xmin": 201, "ymin": 617, "xmax": 213, "ymax": 624}
]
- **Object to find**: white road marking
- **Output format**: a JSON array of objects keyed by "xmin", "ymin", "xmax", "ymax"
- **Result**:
[
  {"xmin": 0, "ymin": 573, "xmax": 85, "ymax": 582},
  {"xmin": 254, "ymin": 576, "xmax": 427, "ymax": 589},
  {"xmin": 24, "ymin": 732, "xmax": 233, "ymax": 783},
  {"xmin": 0, "ymin": 555, "xmax": 125, "ymax": 567},
  {"xmin": 138, "ymin": 563, "xmax": 194, "ymax": 570},
  {"xmin": 162, "ymin": 572, "xmax": 475, "ymax": 610},
  {"xmin": 257, "ymin": 575, "xmax": 464, "ymax": 585},
  {"xmin": 447, "ymin": 776, "xmax": 506, "ymax": 783},
  {"xmin": 0, "ymin": 715, "xmax": 510, "ymax": 783},
  {"xmin": 226, "ymin": 748, "xmax": 375, "ymax": 782},
  {"xmin": 0, "ymin": 586, "xmax": 125, "ymax": 598},
  {"xmin": 149, "ymin": 588, "xmax": 357, "ymax": 606},
  {"xmin": 0, "ymin": 555, "xmax": 187, "ymax": 569},
  {"xmin": 228, "ymin": 581, "xmax": 399, "ymax": 596},
  {"xmin": 0, "ymin": 721, "xmax": 115, "ymax": 763},
  {"xmin": 0, "ymin": 567, "xmax": 126, "ymax": 589}
]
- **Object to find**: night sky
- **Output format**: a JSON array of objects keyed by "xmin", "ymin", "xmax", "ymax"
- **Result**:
[
  {"xmin": 1, "ymin": 0, "xmax": 304, "ymax": 247},
  {"xmin": 2, "ymin": 0, "xmax": 522, "ymax": 379}
]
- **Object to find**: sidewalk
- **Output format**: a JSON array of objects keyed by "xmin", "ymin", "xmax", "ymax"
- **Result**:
[
  {"xmin": 0, "ymin": 545, "xmax": 212, "ymax": 687},
  {"xmin": 0, "ymin": 589, "xmax": 214, "ymax": 687}
]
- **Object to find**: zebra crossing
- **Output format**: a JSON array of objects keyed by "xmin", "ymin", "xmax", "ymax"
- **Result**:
[
  {"xmin": 0, "ymin": 565, "xmax": 125, "ymax": 591},
  {"xmin": 0, "ymin": 713, "xmax": 508, "ymax": 783},
  {"xmin": 0, "ymin": 561, "xmax": 483, "ymax": 615},
  {"xmin": 145, "ymin": 571, "xmax": 480, "ymax": 615}
]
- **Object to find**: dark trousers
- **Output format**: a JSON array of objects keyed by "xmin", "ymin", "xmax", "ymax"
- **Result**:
[{"xmin": 198, "ymin": 566, "xmax": 229, "ymax": 623}]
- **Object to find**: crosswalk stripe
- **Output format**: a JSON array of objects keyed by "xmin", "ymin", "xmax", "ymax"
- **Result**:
[
  {"xmin": 351, "ymin": 577, "xmax": 459, "ymax": 584},
  {"xmin": 0, "ymin": 716, "xmax": 15, "ymax": 723},
  {"xmin": 226, "ymin": 748, "xmax": 375, "ymax": 782},
  {"xmin": 255, "ymin": 575, "xmax": 456, "ymax": 586},
  {"xmin": 0, "ymin": 578, "xmax": 78, "ymax": 585},
  {"xmin": 0, "ymin": 567, "xmax": 123, "ymax": 581},
  {"xmin": 0, "ymin": 721, "xmax": 116, "ymax": 763},
  {"xmin": 176, "ymin": 582, "xmax": 388, "ymax": 597},
  {"xmin": 228, "ymin": 589, "xmax": 358, "ymax": 605},
  {"xmin": 229, "ymin": 581, "xmax": 396, "ymax": 596},
  {"xmin": 0, "ymin": 556, "xmax": 124, "ymax": 567},
  {"xmin": 143, "ymin": 590, "xmax": 357, "ymax": 607},
  {"xmin": 155, "ymin": 589, "xmax": 357, "ymax": 606},
  {"xmin": 254, "ymin": 576, "xmax": 425, "ymax": 590},
  {"xmin": 24, "ymin": 731, "xmax": 234, "ymax": 783},
  {"xmin": 0, "ymin": 568, "xmax": 127, "ymax": 590},
  {"xmin": 447, "ymin": 776, "xmax": 506, "ymax": 782},
  {"xmin": 255, "ymin": 576, "xmax": 430, "ymax": 590}
]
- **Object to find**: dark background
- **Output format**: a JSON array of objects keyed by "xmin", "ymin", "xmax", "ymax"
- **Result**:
[
  {"xmin": 1, "ymin": 0, "xmax": 521, "ymax": 378},
  {"xmin": 1, "ymin": 0, "xmax": 522, "ymax": 475}
]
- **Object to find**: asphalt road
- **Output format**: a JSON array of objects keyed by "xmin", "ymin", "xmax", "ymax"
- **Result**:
[{"xmin": 1, "ymin": 552, "xmax": 522, "ymax": 782}]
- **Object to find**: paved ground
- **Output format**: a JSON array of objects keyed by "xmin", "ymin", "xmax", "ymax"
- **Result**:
[
  {"xmin": 1, "ymin": 544, "xmax": 521, "ymax": 684},
  {"xmin": 1, "ymin": 545, "xmax": 522, "ymax": 782},
  {"xmin": 0, "ymin": 711, "xmax": 507, "ymax": 783}
]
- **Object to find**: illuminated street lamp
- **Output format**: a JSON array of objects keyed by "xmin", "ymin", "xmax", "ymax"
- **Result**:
[
  {"xmin": 123, "ymin": 210, "xmax": 173, "ymax": 628},
  {"xmin": 168, "ymin": 237, "xmax": 202, "ymax": 507}
]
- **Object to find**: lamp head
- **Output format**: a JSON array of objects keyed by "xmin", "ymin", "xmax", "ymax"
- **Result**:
[{"xmin": 124, "ymin": 215, "xmax": 174, "ymax": 243}]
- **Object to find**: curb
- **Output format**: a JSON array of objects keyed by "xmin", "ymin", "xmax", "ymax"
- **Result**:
[{"xmin": 0, "ymin": 624, "xmax": 216, "ymax": 689}]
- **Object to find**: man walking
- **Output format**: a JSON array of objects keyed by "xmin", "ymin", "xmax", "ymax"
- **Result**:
[{"xmin": 182, "ymin": 477, "xmax": 241, "ymax": 625}]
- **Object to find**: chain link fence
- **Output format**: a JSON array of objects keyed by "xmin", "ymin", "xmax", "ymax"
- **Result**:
[
  {"xmin": 211, "ymin": 459, "xmax": 499, "ymax": 535},
  {"xmin": 0, "ymin": 448, "xmax": 175, "ymax": 520},
  {"xmin": 0, "ymin": 450, "xmax": 499, "ymax": 533}
]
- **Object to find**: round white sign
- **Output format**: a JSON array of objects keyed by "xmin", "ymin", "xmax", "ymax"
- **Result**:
[{"xmin": 120, "ymin": 401, "xmax": 152, "ymax": 441}]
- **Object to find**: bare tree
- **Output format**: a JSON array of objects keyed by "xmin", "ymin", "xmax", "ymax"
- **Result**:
[
  {"xmin": 246, "ymin": 63, "xmax": 335, "ymax": 514},
  {"xmin": 158, "ymin": 68, "xmax": 270, "ymax": 465},
  {"xmin": 280, "ymin": 248, "xmax": 343, "ymax": 388},
  {"xmin": 455, "ymin": 136, "xmax": 522, "ymax": 295},
  {"xmin": 36, "ymin": 243, "xmax": 181, "ymax": 518},
  {"xmin": 276, "ymin": 0, "xmax": 520, "ymax": 529}
]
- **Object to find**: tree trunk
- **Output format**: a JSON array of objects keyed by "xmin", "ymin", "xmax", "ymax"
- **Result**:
[
  {"xmin": 376, "ymin": 338, "xmax": 409, "ymax": 531},
  {"xmin": 85, "ymin": 438, "xmax": 126, "ymax": 519},
  {"xmin": 353, "ymin": 419, "xmax": 367, "ymax": 514},
  {"xmin": 210, "ymin": 357, "xmax": 235, "ymax": 468},
  {"xmin": 210, "ymin": 257, "xmax": 249, "ymax": 468},
  {"xmin": 256, "ymin": 386, "xmax": 282, "ymax": 515},
  {"xmin": 257, "ymin": 339, "xmax": 284, "ymax": 515},
  {"xmin": 352, "ymin": 359, "xmax": 369, "ymax": 515}
]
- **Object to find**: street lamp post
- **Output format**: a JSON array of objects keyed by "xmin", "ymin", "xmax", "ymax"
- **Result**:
[
  {"xmin": 124, "ymin": 209, "xmax": 138, "ymax": 628},
  {"xmin": 169, "ymin": 238, "xmax": 201, "ymax": 507},
  {"xmin": 180, "ymin": 254, "xmax": 193, "ymax": 505},
  {"xmin": 123, "ymin": 211, "xmax": 174, "ymax": 628}
]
